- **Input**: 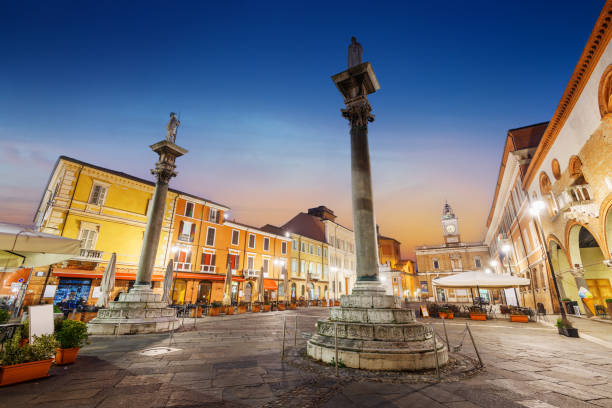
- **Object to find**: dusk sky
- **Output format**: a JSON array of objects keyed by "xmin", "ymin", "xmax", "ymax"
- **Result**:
[{"xmin": 0, "ymin": 1, "xmax": 605, "ymax": 259}]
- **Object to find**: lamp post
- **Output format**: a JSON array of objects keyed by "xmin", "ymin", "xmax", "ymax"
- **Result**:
[
  {"xmin": 529, "ymin": 199, "xmax": 570, "ymax": 325},
  {"xmin": 499, "ymin": 242, "xmax": 520, "ymax": 306}
]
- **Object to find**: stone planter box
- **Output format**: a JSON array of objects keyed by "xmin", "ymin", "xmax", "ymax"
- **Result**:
[
  {"xmin": 277, "ymin": 303, "xmax": 286, "ymax": 311},
  {"xmin": 334, "ymin": 301, "xmax": 341, "ymax": 307},
  {"xmin": 469, "ymin": 312, "xmax": 487, "ymax": 321},
  {"xmin": 510, "ymin": 314, "xmax": 528, "ymax": 323},
  {"xmin": 0, "ymin": 359, "xmax": 53, "ymax": 386},
  {"xmin": 208, "ymin": 307, "xmax": 221, "ymax": 316},
  {"xmin": 190, "ymin": 307, "xmax": 203, "ymax": 318},
  {"xmin": 439, "ymin": 312, "xmax": 454, "ymax": 319},
  {"xmin": 289, "ymin": 304, "xmax": 297, "ymax": 310},
  {"xmin": 558, "ymin": 327, "xmax": 579, "ymax": 338},
  {"xmin": 251, "ymin": 305, "xmax": 261, "ymax": 313},
  {"xmin": 262, "ymin": 305, "xmax": 271, "ymax": 312},
  {"xmin": 225, "ymin": 306, "xmax": 234, "ymax": 315},
  {"xmin": 55, "ymin": 347, "xmax": 79, "ymax": 365},
  {"xmin": 80, "ymin": 312, "xmax": 98, "ymax": 323}
]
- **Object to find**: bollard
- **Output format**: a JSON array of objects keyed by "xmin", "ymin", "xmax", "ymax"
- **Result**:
[
  {"xmin": 281, "ymin": 316, "xmax": 286, "ymax": 361},
  {"xmin": 442, "ymin": 317, "xmax": 450, "ymax": 348},
  {"xmin": 294, "ymin": 314, "xmax": 298, "ymax": 346},
  {"xmin": 465, "ymin": 322, "xmax": 483, "ymax": 368},
  {"xmin": 181, "ymin": 304, "xmax": 186, "ymax": 327},
  {"xmin": 194, "ymin": 305, "xmax": 198, "ymax": 330},
  {"xmin": 334, "ymin": 322, "xmax": 339, "ymax": 377},
  {"xmin": 430, "ymin": 325, "xmax": 440, "ymax": 381}
]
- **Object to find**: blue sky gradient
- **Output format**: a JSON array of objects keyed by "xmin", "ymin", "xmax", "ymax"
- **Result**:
[{"xmin": 0, "ymin": 1, "xmax": 605, "ymax": 257}]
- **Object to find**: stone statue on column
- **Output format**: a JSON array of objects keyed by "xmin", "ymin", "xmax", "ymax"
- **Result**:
[
  {"xmin": 166, "ymin": 112, "xmax": 180, "ymax": 143},
  {"xmin": 348, "ymin": 37, "xmax": 363, "ymax": 68}
]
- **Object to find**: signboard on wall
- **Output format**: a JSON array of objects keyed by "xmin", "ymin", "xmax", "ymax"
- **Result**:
[
  {"xmin": 92, "ymin": 286, "xmax": 101, "ymax": 298},
  {"xmin": 29, "ymin": 304, "xmax": 54, "ymax": 342},
  {"xmin": 43, "ymin": 285, "xmax": 57, "ymax": 298}
]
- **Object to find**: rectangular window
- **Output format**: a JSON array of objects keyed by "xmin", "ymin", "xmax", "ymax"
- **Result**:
[
  {"xmin": 281, "ymin": 241, "xmax": 287, "ymax": 254},
  {"xmin": 184, "ymin": 202, "xmax": 194, "ymax": 218},
  {"xmin": 200, "ymin": 251, "xmax": 216, "ymax": 273},
  {"xmin": 231, "ymin": 230, "xmax": 240, "ymax": 246},
  {"xmin": 474, "ymin": 257, "xmax": 482, "ymax": 268},
  {"xmin": 433, "ymin": 259, "xmax": 439, "ymax": 269},
  {"xmin": 323, "ymin": 248, "xmax": 328, "ymax": 257},
  {"xmin": 174, "ymin": 248, "xmax": 192, "ymax": 271},
  {"xmin": 300, "ymin": 260, "xmax": 306, "ymax": 276},
  {"xmin": 205, "ymin": 227, "xmax": 216, "ymax": 246},
  {"xmin": 323, "ymin": 266, "xmax": 329, "ymax": 280},
  {"xmin": 316, "ymin": 246, "xmax": 321, "ymax": 256},
  {"xmin": 248, "ymin": 234, "xmax": 256, "ymax": 249},
  {"xmin": 228, "ymin": 253, "xmax": 240, "ymax": 270},
  {"xmin": 79, "ymin": 228, "xmax": 97, "ymax": 249},
  {"xmin": 88, "ymin": 184, "xmax": 108, "ymax": 206},
  {"xmin": 330, "ymin": 236, "xmax": 335, "ymax": 247},
  {"xmin": 523, "ymin": 228, "xmax": 531, "ymax": 251},
  {"xmin": 309, "ymin": 244, "xmax": 314, "ymax": 254},
  {"xmin": 292, "ymin": 259, "xmax": 298, "ymax": 276},
  {"xmin": 263, "ymin": 258, "xmax": 269, "ymax": 276},
  {"xmin": 247, "ymin": 255, "xmax": 255, "ymax": 270},
  {"xmin": 208, "ymin": 208, "xmax": 219, "ymax": 223},
  {"xmin": 178, "ymin": 220, "xmax": 195, "ymax": 242},
  {"xmin": 301, "ymin": 242, "xmax": 306, "ymax": 252},
  {"xmin": 263, "ymin": 237, "xmax": 270, "ymax": 251},
  {"xmin": 292, "ymin": 240, "xmax": 297, "ymax": 250}
]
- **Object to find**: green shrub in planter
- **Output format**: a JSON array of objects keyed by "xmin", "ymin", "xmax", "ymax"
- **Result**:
[
  {"xmin": 55, "ymin": 320, "xmax": 89, "ymax": 349},
  {"xmin": 1, "ymin": 332, "xmax": 57, "ymax": 366},
  {"xmin": 0, "ymin": 309, "xmax": 9, "ymax": 324}
]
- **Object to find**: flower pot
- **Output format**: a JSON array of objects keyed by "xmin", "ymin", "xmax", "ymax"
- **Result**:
[
  {"xmin": 334, "ymin": 301, "xmax": 340, "ymax": 307},
  {"xmin": 469, "ymin": 312, "xmax": 487, "ymax": 321},
  {"xmin": 0, "ymin": 359, "xmax": 53, "ymax": 386},
  {"xmin": 289, "ymin": 304, "xmax": 296, "ymax": 310},
  {"xmin": 439, "ymin": 312, "xmax": 448, "ymax": 319},
  {"xmin": 55, "ymin": 347, "xmax": 80, "ymax": 365},
  {"xmin": 262, "ymin": 305, "xmax": 271, "ymax": 312},
  {"xmin": 208, "ymin": 307, "xmax": 220, "ymax": 316},
  {"xmin": 278, "ymin": 303, "xmax": 285, "ymax": 311},
  {"xmin": 237, "ymin": 306, "xmax": 247, "ymax": 314},
  {"xmin": 252, "ymin": 305, "xmax": 261, "ymax": 313},
  {"xmin": 558, "ymin": 327, "xmax": 579, "ymax": 338},
  {"xmin": 225, "ymin": 306, "xmax": 234, "ymax": 315},
  {"xmin": 510, "ymin": 314, "xmax": 528, "ymax": 323},
  {"xmin": 190, "ymin": 307, "xmax": 203, "ymax": 318}
]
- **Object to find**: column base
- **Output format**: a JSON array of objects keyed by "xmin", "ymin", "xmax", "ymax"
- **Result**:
[
  {"xmin": 87, "ymin": 286, "xmax": 181, "ymax": 335},
  {"xmin": 307, "ymin": 291, "xmax": 448, "ymax": 371}
]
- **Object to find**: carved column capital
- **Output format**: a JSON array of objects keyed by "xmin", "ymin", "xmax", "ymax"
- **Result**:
[{"xmin": 342, "ymin": 97, "xmax": 374, "ymax": 127}]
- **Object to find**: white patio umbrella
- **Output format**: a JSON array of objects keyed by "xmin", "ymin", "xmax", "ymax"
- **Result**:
[
  {"xmin": 162, "ymin": 259, "xmax": 174, "ymax": 304},
  {"xmin": 257, "ymin": 267, "xmax": 265, "ymax": 303},
  {"xmin": 95, "ymin": 252, "xmax": 116, "ymax": 308},
  {"xmin": 283, "ymin": 264, "xmax": 289, "ymax": 302},
  {"xmin": 222, "ymin": 255, "xmax": 233, "ymax": 306},
  {"xmin": 0, "ymin": 222, "xmax": 81, "ymax": 270}
]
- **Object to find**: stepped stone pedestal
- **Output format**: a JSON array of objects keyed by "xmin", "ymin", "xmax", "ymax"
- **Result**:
[
  {"xmin": 307, "ymin": 282, "xmax": 448, "ymax": 370},
  {"xmin": 88, "ymin": 286, "xmax": 180, "ymax": 335}
]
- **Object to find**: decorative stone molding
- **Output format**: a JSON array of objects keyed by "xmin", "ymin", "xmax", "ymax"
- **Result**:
[
  {"xmin": 341, "ymin": 98, "xmax": 374, "ymax": 127},
  {"xmin": 599, "ymin": 64, "xmax": 612, "ymax": 117},
  {"xmin": 563, "ymin": 202, "xmax": 599, "ymax": 224}
]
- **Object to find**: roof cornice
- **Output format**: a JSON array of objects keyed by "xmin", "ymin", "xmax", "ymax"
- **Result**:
[{"xmin": 523, "ymin": 1, "xmax": 612, "ymax": 189}]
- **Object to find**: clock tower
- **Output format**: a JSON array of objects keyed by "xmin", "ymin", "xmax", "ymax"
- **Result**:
[{"xmin": 441, "ymin": 202, "xmax": 460, "ymax": 244}]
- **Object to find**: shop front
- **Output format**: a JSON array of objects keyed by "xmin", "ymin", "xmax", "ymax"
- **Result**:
[{"xmin": 171, "ymin": 273, "xmax": 246, "ymax": 305}]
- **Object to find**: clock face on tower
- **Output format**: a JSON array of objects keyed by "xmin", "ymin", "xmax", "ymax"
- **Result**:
[{"xmin": 446, "ymin": 224, "xmax": 456, "ymax": 234}]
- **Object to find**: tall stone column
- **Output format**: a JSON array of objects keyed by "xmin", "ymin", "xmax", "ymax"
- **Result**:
[
  {"xmin": 134, "ymin": 141, "xmax": 187, "ymax": 289},
  {"xmin": 307, "ymin": 38, "xmax": 447, "ymax": 370},
  {"xmin": 333, "ymin": 60, "xmax": 382, "ymax": 293}
]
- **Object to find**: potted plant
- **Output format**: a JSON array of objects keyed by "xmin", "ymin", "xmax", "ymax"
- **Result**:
[
  {"xmin": 556, "ymin": 317, "xmax": 579, "ymax": 338},
  {"xmin": 0, "ymin": 309, "xmax": 9, "ymax": 324},
  {"xmin": 225, "ymin": 305, "xmax": 234, "ymax": 315},
  {"xmin": 289, "ymin": 302, "xmax": 297, "ymax": 310},
  {"xmin": 439, "ymin": 306, "xmax": 454, "ymax": 319},
  {"xmin": 606, "ymin": 299, "xmax": 612, "ymax": 317},
  {"xmin": 237, "ymin": 302, "xmax": 247, "ymax": 314},
  {"xmin": 509, "ymin": 309, "xmax": 529, "ymax": 323},
  {"xmin": 55, "ymin": 319, "xmax": 88, "ymax": 365},
  {"xmin": 334, "ymin": 300, "xmax": 340, "ymax": 307},
  {"xmin": 469, "ymin": 306, "xmax": 487, "ymax": 321},
  {"xmin": 209, "ymin": 302, "xmax": 222, "ymax": 316},
  {"xmin": 0, "ymin": 332, "xmax": 57, "ymax": 386},
  {"xmin": 251, "ymin": 302, "xmax": 261, "ymax": 313},
  {"xmin": 278, "ymin": 302, "xmax": 286, "ymax": 311},
  {"xmin": 262, "ymin": 301, "xmax": 271, "ymax": 312}
]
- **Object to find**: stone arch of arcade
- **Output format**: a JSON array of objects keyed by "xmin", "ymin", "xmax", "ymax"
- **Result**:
[
  {"xmin": 600, "ymin": 193, "xmax": 612, "ymax": 258},
  {"xmin": 565, "ymin": 221, "xmax": 611, "ymax": 314}
]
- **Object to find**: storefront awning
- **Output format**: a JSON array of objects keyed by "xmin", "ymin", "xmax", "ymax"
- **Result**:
[
  {"xmin": 264, "ymin": 279, "xmax": 278, "ymax": 290},
  {"xmin": 175, "ymin": 272, "xmax": 246, "ymax": 282},
  {"xmin": 53, "ymin": 268, "xmax": 164, "ymax": 281}
]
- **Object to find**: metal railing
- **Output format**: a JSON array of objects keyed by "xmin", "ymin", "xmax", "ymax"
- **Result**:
[{"xmin": 77, "ymin": 248, "xmax": 103, "ymax": 261}]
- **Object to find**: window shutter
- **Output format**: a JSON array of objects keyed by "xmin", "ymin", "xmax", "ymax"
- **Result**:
[
  {"xmin": 235, "ymin": 254, "xmax": 240, "ymax": 269},
  {"xmin": 211, "ymin": 254, "xmax": 216, "ymax": 267},
  {"xmin": 179, "ymin": 221, "xmax": 184, "ymax": 236},
  {"xmin": 216, "ymin": 211, "xmax": 220, "ymax": 224},
  {"xmin": 190, "ymin": 223, "xmax": 196, "ymax": 238},
  {"xmin": 98, "ymin": 187, "xmax": 107, "ymax": 205}
]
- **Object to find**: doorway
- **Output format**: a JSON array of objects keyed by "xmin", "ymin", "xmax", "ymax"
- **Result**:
[{"xmin": 197, "ymin": 281, "xmax": 212, "ymax": 304}]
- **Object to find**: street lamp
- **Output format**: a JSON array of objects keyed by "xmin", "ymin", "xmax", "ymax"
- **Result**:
[{"xmin": 529, "ymin": 198, "xmax": 570, "ymax": 325}]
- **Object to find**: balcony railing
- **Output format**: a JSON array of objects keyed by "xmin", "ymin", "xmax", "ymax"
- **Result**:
[
  {"xmin": 244, "ymin": 269, "xmax": 258, "ymax": 278},
  {"xmin": 75, "ymin": 248, "xmax": 104, "ymax": 261},
  {"xmin": 309, "ymin": 271, "xmax": 321, "ymax": 280},
  {"xmin": 174, "ymin": 262, "xmax": 191, "ymax": 271},
  {"xmin": 557, "ymin": 184, "xmax": 593, "ymax": 209},
  {"xmin": 178, "ymin": 234, "xmax": 194, "ymax": 243},
  {"xmin": 200, "ymin": 265, "xmax": 216, "ymax": 273}
]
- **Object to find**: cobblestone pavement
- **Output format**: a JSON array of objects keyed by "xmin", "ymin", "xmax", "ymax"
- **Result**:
[{"xmin": 1, "ymin": 308, "xmax": 611, "ymax": 408}]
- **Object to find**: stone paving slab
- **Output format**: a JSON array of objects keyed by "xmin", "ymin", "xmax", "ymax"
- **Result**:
[{"xmin": 0, "ymin": 308, "xmax": 611, "ymax": 407}]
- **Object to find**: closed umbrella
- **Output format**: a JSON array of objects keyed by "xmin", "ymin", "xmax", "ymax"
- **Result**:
[
  {"xmin": 283, "ymin": 264, "xmax": 289, "ymax": 302},
  {"xmin": 95, "ymin": 253, "xmax": 116, "ymax": 308},
  {"xmin": 222, "ymin": 255, "xmax": 232, "ymax": 306},
  {"xmin": 257, "ymin": 267, "xmax": 265, "ymax": 303},
  {"xmin": 162, "ymin": 260, "xmax": 174, "ymax": 304}
]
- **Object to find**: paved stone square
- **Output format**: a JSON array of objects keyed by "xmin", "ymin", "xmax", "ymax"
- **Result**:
[{"xmin": 1, "ymin": 308, "xmax": 611, "ymax": 408}]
